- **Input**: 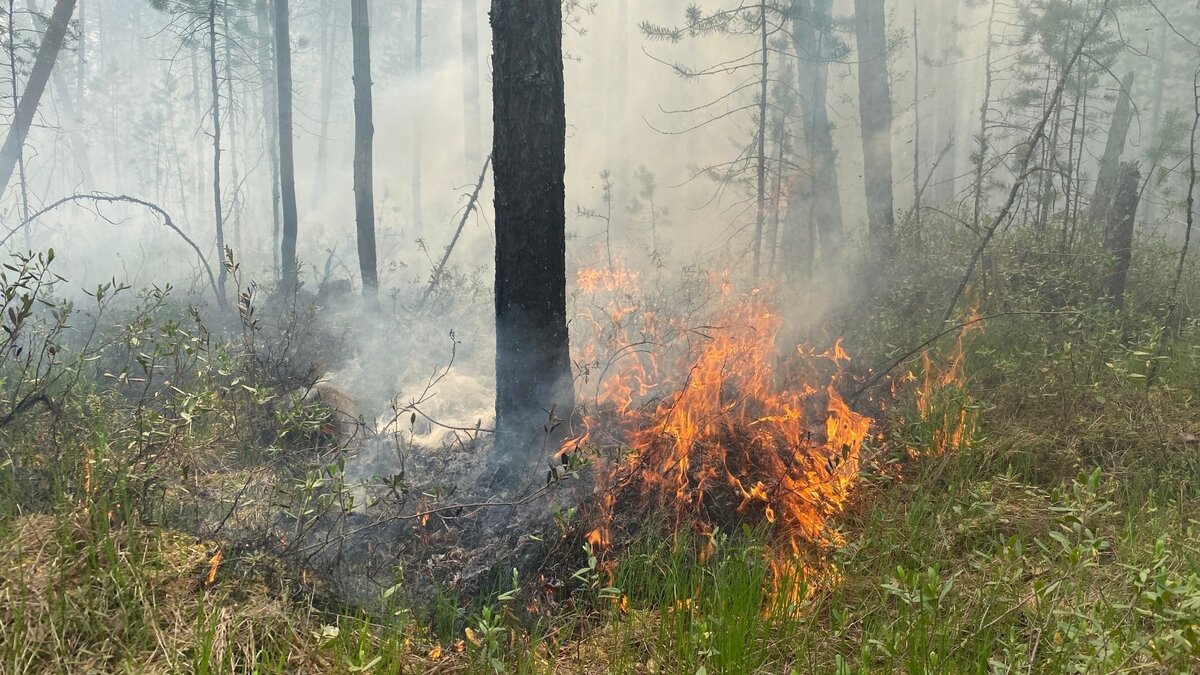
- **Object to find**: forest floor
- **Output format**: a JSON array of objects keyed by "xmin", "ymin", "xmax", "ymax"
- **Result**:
[{"xmin": 1, "ymin": 230, "xmax": 1199, "ymax": 673}]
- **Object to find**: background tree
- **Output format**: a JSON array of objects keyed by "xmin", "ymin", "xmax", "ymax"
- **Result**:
[
  {"xmin": 853, "ymin": 0, "xmax": 895, "ymax": 242},
  {"xmin": 351, "ymin": 0, "xmax": 376, "ymax": 299},
  {"xmin": 275, "ymin": 0, "xmax": 298, "ymax": 289}
]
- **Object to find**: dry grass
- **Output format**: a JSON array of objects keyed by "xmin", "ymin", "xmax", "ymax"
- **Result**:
[{"xmin": 0, "ymin": 513, "xmax": 330, "ymax": 673}]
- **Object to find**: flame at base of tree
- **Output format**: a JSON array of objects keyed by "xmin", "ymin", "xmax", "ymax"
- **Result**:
[{"xmin": 564, "ymin": 269, "xmax": 872, "ymax": 564}]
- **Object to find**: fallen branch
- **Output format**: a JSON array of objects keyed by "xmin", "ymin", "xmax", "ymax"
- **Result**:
[
  {"xmin": 420, "ymin": 154, "xmax": 492, "ymax": 307},
  {"xmin": 4, "ymin": 193, "xmax": 226, "ymax": 310},
  {"xmin": 941, "ymin": 0, "xmax": 1113, "ymax": 325}
]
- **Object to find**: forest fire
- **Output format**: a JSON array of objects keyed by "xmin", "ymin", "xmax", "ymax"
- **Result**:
[{"xmin": 564, "ymin": 266, "xmax": 873, "ymax": 559}]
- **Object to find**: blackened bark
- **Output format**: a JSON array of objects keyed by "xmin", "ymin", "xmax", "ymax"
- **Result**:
[
  {"xmin": 351, "ymin": 0, "xmax": 377, "ymax": 299},
  {"xmin": 0, "ymin": 0, "xmax": 75, "ymax": 201},
  {"xmin": 1103, "ymin": 162, "xmax": 1139, "ymax": 310},
  {"xmin": 491, "ymin": 0, "xmax": 574, "ymax": 474},
  {"xmin": 853, "ymin": 0, "xmax": 894, "ymax": 241},
  {"xmin": 275, "ymin": 0, "xmax": 299, "ymax": 289}
]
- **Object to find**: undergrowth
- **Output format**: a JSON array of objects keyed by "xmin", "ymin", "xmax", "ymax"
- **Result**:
[{"xmin": 0, "ymin": 216, "xmax": 1198, "ymax": 673}]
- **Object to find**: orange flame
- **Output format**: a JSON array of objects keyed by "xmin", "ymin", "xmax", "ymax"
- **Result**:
[
  {"xmin": 911, "ymin": 305, "xmax": 982, "ymax": 457},
  {"xmin": 566, "ymin": 267, "xmax": 872, "ymax": 558}
]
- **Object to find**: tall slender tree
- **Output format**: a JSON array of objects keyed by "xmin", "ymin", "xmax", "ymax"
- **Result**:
[
  {"xmin": 351, "ymin": 0, "xmax": 376, "ymax": 299},
  {"xmin": 256, "ymin": 0, "xmax": 281, "ymax": 272},
  {"xmin": 275, "ymin": 0, "xmax": 298, "ymax": 288},
  {"xmin": 490, "ymin": 0, "xmax": 574, "ymax": 476},
  {"xmin": 789, "ymin": 0, "xmax": 844, "ymax": 259},
  {"xmin": 852, "ymin": 0, "xmax": 894, "ymax": 242},
  {"xmin": 207, "ymin": 0, "xmax": 227, "ymax": 296}
]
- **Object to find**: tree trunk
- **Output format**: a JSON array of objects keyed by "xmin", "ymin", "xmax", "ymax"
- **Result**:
[
  {"xmin": 788, "ymin": 0, "xmax": 844, "ymax": 266},
  {"xmin": 222, "ymin": 4, "xmax": 242, "ymax": 255},
  {"xmin": 257, "ymin": 0, "xmax": 281, "ymax": 272},
  {"xmin": 351, "ymin": 0, "xmax": 377, "ymax": 299},
  {"xmin": 461, "ymin": 0, "xmax": 481, "ymax": 170},
  {"xmin": 1102, "ymin": 162, "xmax": 1140, "ymax": 310},
  {"xmin": 853, "ymin": 0, "xmax": 894, "ymax": 242},
  {"xmin": 1090, "ymin": 71, "xmax": 1135, "ymax": 222},
  {"xmin": 0, "ymin": 0, "xmax": 75, "ymax": 202},
  {"xmin": 208, "ymin": 0, "xmax": 227, "ymax": 297},
  {"xmin": 490, "ymin": 0, "xmax": 574, "ymax": 476},
  {"xmin": 275, "ymin": 0, "xmax": 299, "ymax": 288}
]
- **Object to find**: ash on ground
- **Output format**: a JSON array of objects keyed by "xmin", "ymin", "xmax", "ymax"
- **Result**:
[{"xmin": 287, "ymin": 404, "xmax": 590, "ymax": 616}]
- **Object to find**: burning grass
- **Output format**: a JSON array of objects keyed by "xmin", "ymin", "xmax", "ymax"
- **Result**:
[{"xmin": 564, "ymin": 268, "xmax": 872, "ymax": 572}]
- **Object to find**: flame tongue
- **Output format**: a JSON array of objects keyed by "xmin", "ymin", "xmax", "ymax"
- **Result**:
[{"xmin": 567, "ymin": 274, "xmax": 872, "ymax": 555}]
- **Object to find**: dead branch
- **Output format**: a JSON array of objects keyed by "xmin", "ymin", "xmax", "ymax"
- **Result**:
[
  {"xmin": 420, "ymin": 154, "xmax": 491, "ymax": 307},
  {"xmin": 4, "ymin": 192, "xmax": 227, "ymax": 310}
]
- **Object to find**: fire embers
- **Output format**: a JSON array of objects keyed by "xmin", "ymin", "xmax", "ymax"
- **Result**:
[{"xmin": 564, "ymin": 271, "xmax": 872, "ymax": 559}]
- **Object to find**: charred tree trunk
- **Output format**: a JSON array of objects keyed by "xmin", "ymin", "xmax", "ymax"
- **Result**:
[
  {"xmin": 461, "ymin": 0, "xmax": 481, "ymax": 170},
  {"xmin": 351, "ymin": 0, "xmax": 377, "ymax": 299},
  {"xmin": 0, "ymin": 0, "xmax": 75, "ymax": 202},
  {"xmin": 275, "ymin": 0, "xmax": 299, "ymax": 288},
  {"xmin": 490, "ymin": 0, "xmax": 574, "ymax": 477},
  {"xmin": 1090, "ymin": 71, "xmax": 1135, "ymax": 222},
  {"xmin": 853, "ymin": 0, "xmax": 894, "ymax": 242},
  {"xmin": 1103, "ymin": 162, "xmax": 1140, "ymax": 310}
]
